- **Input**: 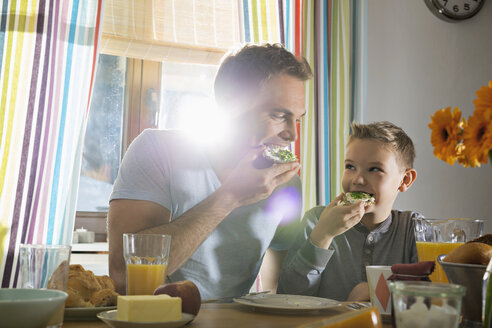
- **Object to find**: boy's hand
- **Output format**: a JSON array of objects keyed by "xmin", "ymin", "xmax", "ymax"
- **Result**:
[{"xmin": 310, "ymin": 193, "xmax": 366, "ymax": 249}]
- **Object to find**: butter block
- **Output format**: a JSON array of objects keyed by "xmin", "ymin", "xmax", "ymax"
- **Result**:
[{"xmin": 117, "ymin": 294, "xmax": 182, "ymax": 322}]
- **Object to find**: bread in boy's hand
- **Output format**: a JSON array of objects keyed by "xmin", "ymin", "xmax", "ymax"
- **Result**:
[
  {"xmin": 443, "ymin": 241, "xmax": 492, "ymax": 265},
  {"xmin": 339, "ymin": 191, "xmax": 375, "ymax": 206}
]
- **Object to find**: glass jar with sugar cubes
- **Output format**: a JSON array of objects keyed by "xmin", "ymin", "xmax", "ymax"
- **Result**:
[{"xmin": 389, "ymin": 281, "xmax": 466, "ymax": 328}]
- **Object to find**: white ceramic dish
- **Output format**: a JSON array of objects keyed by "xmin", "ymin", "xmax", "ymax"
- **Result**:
[
  {"xmin": 233, "ymin": 294, "xmax": 341, "ymax": 313},
  {"xmin": 97, "ymin": 310, "xmax": 195, "ymax": 328},
  {"xmin": 64, "ymin": 306, "xmax": 116, "ymax": 321}
]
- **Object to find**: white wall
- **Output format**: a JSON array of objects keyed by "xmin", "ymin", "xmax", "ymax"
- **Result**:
[{"xmin": 366, "ymin": 1, "xmax": 492, "ymax": 233}]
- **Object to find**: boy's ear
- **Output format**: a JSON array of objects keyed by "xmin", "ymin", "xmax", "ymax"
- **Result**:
[{"xmin": 398, "ymin": 168, "xmax": 417, "ymax": 192}]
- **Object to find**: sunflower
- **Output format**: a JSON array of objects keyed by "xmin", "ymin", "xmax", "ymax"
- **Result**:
[
  {"xmin": 473, "ymin": 79, "xmax": 492, "ymax": 112},
  {"xmin": 428, "ymin": 107, "xmax": 464, "ymax": 165},
  {"xmin": 461, "ymin": 108, "xmax": 492, "ymax": 167}
]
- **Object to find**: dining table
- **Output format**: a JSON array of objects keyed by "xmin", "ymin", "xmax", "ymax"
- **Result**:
[{"xmin": 63, "ymin": 302, "xmax": 394, "ymax": 328}]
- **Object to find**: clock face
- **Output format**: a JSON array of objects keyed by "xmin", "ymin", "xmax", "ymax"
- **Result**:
[{"xmin": 425, "ymin": 0, "xmax": 486, "ymax": 21}]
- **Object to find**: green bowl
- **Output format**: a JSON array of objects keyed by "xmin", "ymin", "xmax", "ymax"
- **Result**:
[{"xmin": 0, "ymin": 288, "xmax": 68, "ymax": 328}]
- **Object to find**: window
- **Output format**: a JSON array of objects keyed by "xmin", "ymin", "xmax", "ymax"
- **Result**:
[
  {"xmin": 76, "ymin": 57, "xmax": 219, "ymax": 215},
  {"xmin": 73, "ymin": 0, "xmax": 239, "ymax": 246},
  {"xmin": 76, "ymin": 54, "xmax": 126, "ymax": 213},
  {"xmin": 159, "ymin": 62, "xmax": 218, "ymax": 131}
]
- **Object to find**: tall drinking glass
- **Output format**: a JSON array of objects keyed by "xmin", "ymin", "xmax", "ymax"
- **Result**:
[
  {"xmin": 123, "ymin": 233, "xmax": 171, "ymax": 295},
  {"xmin": 413, "ymin": 218, "xmax": 483, "ymax": 282},
  {"xmin": 19, "ymin": 244, "xmax": 71, "ymax": 328}
]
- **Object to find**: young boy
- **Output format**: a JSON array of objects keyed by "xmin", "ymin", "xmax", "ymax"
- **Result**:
[{"xmin": 277, "ymin": 121, "xmax": 421, "ymax": 301}]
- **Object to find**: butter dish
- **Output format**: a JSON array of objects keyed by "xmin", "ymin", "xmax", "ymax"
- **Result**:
[{"xmin": 97, "ymin": 310, "xmax": 194, "ymax": 328}]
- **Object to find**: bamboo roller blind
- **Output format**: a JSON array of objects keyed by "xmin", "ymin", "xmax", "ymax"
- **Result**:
[{"xmin": 101, "ymin": 0, "xmax": 242, "ymax": 64}]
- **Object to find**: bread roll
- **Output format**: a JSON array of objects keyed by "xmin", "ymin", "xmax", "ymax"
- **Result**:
[
  {"xmin": 66, "ymin": 287, "xmax": 94, "ymax": 308},
  {"xmin": 47, "ymin": 260, "xmax": 69, "ymax": 290},
  {"xmin": 443, "ymin": 242, "xmax": 492, "ymax": 265},
  {"xmin": 90, "ymin": 289, "xmax": 119, "ymax": 307},
  {"xmin": 96, "ymin": 275, "xmax": 116, "ymax": 291},
  {"xmin": 471, "ymin": 234, "xmax": 492, "ymax": 246},
  {"xmin": 67, "ymin": 268, "xmax": 102, "ymax": 301},
  {"xmin": 65, "ymin": 264, "xmax": 119, "ymax": 307}
]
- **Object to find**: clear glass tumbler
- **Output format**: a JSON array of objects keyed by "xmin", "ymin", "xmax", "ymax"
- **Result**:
[
  {"xmin": 19, "ymin": 244, "xmax": 71, "ymax": 328},
  {"xmin": 123, "ymin": 233, "xmax": 171, "ymax": 295}
]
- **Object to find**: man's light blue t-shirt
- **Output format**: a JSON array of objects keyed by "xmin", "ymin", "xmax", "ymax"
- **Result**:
[{"xmin": 111, "ymin": 129, "xmax": 301, "ymax": 299}]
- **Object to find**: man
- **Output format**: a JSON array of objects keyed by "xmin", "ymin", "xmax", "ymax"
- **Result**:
[{"xmin": 108, "ymin": 43, "xmax": 312, "ymax": 299}]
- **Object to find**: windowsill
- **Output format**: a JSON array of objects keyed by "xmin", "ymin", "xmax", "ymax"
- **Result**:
[
  {"xmin": 72, "ymin": 242, "xmax": 108, "ymax": 253},
  {"xmin": 74, "ymin": 211, "xmax": 108, "ymax": 242}
]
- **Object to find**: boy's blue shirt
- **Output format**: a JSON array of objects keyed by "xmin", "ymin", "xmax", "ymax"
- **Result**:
[{"xmin": 277, "ymin": 206, "xmax": 421, "ymax": 301}]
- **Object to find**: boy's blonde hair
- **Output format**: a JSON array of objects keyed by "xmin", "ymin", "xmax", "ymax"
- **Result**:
[{"xmin": 349, "ymin": 121, "xmax": 415, "ymax": 169}]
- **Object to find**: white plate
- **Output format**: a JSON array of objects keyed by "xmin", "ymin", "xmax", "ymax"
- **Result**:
[
  {"xmin": 233, "ymin": 294, "xmax": 341, "ymax": 313},
  {"xmin": 97, "ymin": 310, "xmax": 195, "ymax": 328},
  {"xmin": 64, "ymin": 306, "xmax": 117, "ymax": 321}
]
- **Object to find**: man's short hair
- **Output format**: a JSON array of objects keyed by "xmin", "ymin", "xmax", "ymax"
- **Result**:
[
  {"xmin": 214, "ymin": 43, "xmax": 312, "ymax": 108},
  {"xmin": 349, "ymin": 121, "xmax": 416, "ymax": 169}
]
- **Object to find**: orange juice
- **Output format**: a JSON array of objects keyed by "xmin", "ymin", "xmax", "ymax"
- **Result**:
[
  {"xmin": 416, "ymin": 241, "xmax": 464, "ymax": 282},
  {"xmin": 298, "ymin": 306, "xmax": 382, "ymax": 328},
  {"xmin": 126, "ymin": 263, "xmax": 167, "ymax": 295}
]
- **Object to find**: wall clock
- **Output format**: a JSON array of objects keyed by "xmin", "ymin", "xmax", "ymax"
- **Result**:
[{"xmin": 424, "ymin": 0, "xmax": 486, "ymax": 22}]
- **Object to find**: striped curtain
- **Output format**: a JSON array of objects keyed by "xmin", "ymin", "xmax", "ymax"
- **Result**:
[
  {"xmin": 241, "ymin": 0, "xmax": 282, "ymax": 44},
  {"xmin": 0, "ymin": 0, "xmax": 104, "ymax": 287},
  {"xmin": 317, "ymin": 0, "xmax": 367, "ymax": 204},
  {"xmin": 241, "ymin": 0, "xmax": 367, "ymax": 211}
]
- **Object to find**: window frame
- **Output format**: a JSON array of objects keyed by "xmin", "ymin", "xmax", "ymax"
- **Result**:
[
  {"xmin": 124, "ymin": 59, "xmax": 162, "ymax": 153},
  {"xmin": 75, "ymin": 58, "xmax": 162, "ymax": 238}
]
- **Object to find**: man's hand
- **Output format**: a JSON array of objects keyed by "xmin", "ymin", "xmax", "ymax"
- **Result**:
[
  {"xmin": 310, "ymin": 193, "xmax": 366, "ymax": 249},
  {"xmin": 109, "ymin": 147, "xmax": 299, "ymax": 294},
  {"xmin": 347, "ymin": 282, "xmax": 370, "ymax": 302},
  {"xmin": 219, "ymin": 147, "xmax": 300, "ymax": 208}
]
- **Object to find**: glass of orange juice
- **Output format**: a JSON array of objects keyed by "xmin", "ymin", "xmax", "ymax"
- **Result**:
[
  {"xmin": 123, "ymin": 233, "xmax": 171, "ymax": 295},
  {"xmin": 413, "ymin": 218, "xmax": 483, "ymax": 283}
]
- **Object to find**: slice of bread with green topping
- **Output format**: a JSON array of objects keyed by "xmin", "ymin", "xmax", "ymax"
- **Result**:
[
  {"xmin": 263, "ymin": 146, "xmax": 297, "ymax": 163},
  {"xmin": 340, "ymin": 192, "xmax": 375, "ymax": 206}
]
